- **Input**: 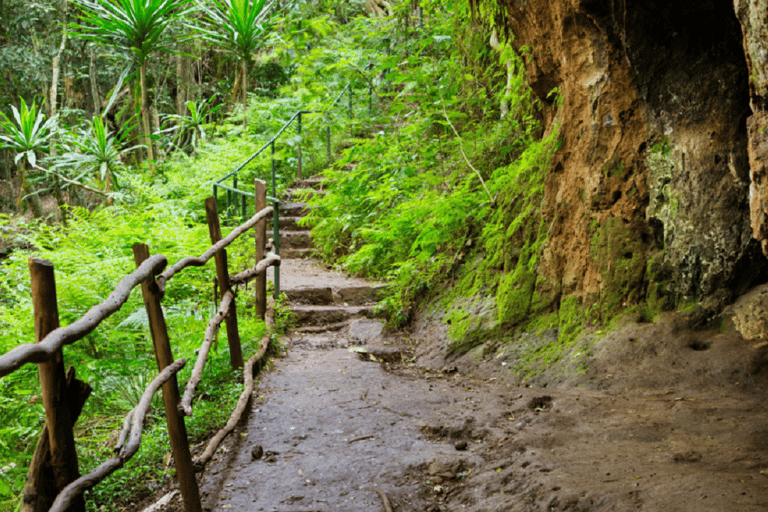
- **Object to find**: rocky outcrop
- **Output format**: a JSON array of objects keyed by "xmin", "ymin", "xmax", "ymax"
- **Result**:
[{"xmin": 494, "ymin": 0, "xmax": 768, "ymax": 319}]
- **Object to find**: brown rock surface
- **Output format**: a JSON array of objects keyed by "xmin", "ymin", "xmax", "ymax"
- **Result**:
[{"xmin": 493, "ymin": 0, "xmax": 767, "ymax": 316}]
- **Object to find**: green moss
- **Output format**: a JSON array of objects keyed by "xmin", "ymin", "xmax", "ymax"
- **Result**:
[
  {"xmin": 602, "ymin": 158, "xmax": 626, "ymax": 178},
  {"xmin": 590, "ymin": 216, "xmax": 647, "ymax": 321},
  {"xmin": 558, "ymin": 295, "xmax": 585, "ymax": 346}
]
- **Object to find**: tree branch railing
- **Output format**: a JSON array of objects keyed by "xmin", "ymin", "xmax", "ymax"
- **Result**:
[{"xmin": 0, "ymin": 181, "xmax": 280, "ymax": 512}]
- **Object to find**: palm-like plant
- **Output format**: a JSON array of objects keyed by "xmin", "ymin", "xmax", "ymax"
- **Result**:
[
  {"xmin": 160, "ymin": 96, "xmax": 222, "ymax": 151},
  {"xmin": 196, "ymin": 0, "xmax": 272, "ymax": 128},
  {"xmin": 58, "ymin": 116, "xmax": 141, "ymax": 193},
  {"xmin": 0, "ymin": 99, "xmax": 58, "ymax": 217},
  {"xmin": 72, "ymin": 0, "xmax": 195, "ymax": 161}
]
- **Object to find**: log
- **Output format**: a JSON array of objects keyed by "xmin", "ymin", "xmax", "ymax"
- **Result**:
[
  {"xmin": 254, "ymin": 179, "xmax": 267, "ymax": 320},
  {"xmin": 49, "ymin": 359, "xmax": 186, "ymax": 512},
  {"xmin": 0, "ymin": 255, "xmax": 167, "ymax": 377},
  {"xmin": 229, "ymin": 253, "xmax": 281, "ymax": 286},
  {"xmin": 193, "ymin": 332, "xmax": 270, "ymax": 470},
  {"xmin": 29, "ymin": 258, "xmax": 84, "ymax": 512},
  {"xmin": 205, "ymin": 197, "xmax": 243, "ymax": 370},
  {"xmin": 22, "ymin": 367, "xmax": 91, "ymax": 512},
  {"xmin": 179, "ymin": 290, "xmax": 234, "ymax": 416},
  {"xmin": 133, "ymin": 245, "xmax": 201, "ymax": 512}
]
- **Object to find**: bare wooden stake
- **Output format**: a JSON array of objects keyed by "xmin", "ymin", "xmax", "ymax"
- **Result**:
[
  {"xmin": 28, "ymin": 258, "xmax": 85, "ymax": 512},
  {"xmin": 205, "ymin": 197, "xmax": 243, "ymax": 369},
  {"xmin": 132, "ymin": 244, "xmax": 202, "ymax": 512},
  {"xmin": 254, "ymin": 179, "xmax": 267, "ymax": 320}
]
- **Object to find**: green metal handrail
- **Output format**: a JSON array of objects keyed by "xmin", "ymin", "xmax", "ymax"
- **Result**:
[{"xmin": 213, "ymin": 82, "xmax": 372, "ymax": 299}]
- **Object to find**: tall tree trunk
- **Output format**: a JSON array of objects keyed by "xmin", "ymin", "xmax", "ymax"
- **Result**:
[
  {"xmin": 242, "ymin": 60, "xmax": 248, "ymax": 129},
  {"xmin": 19, "ymin": 162, "xmax": 44, "ymax": 219},
  {"xmin": 89, "ymin": 46, "xmax": 100, "ymax": 117},
  {"xmin": 49, "ymin": 0, "xmax": 68, "ymax": 225},
  {"xmin": 175, "ymin": 48, "xmax": 194, "ymax": 116},
  {"xmin": 139, "ymin": 62, "xmax": 155, "ymax": 162}
]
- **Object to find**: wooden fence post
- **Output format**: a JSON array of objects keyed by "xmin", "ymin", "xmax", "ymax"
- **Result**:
[
  {"xmin": 28, "ymin": 258, "xmax": 85, "ymax": 512},
  {"xmin": 132, "ymin": 245, "xmax": 202, "ymax": 512},
  {"xmin": 254, "ymin": 179, "xmax": 267, "ymax": 320},
  {"xmin": 205, "ymin": 196, "xmax": 244, "ymax": 369}
]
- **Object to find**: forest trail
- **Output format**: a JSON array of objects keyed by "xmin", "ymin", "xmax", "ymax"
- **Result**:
[{"xmin": 142, "ymin": 178, "xmax": 768, "ymax": 512}]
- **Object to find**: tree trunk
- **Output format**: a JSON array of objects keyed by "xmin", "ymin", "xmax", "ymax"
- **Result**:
[
  {"xmin": 242, "ymin": 60, "xmax": 248, "ymax": 129},
  {"xmin": 19, "ymin": 162, "xmax": 44, "ymax": 219},
  {"xmin": 139, "ymin": 62, "xmax": 155, "ymax": 162},
  {"xmin": 89, "ymin": 46, "xmax": 100, "ymax": 117},
  {"xmin": 176, "ymin": 48, "xmax": 194, "ymax": 115}
]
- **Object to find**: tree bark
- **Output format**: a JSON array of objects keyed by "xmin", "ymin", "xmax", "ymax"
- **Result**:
[
  {"xmin": 139, "ymin": 63, "xmax": 155, "ymax": 162},
  {"xmin": 175, "ymin": 48, "xmax": 194, "ymax": 116},
  {"xmin": 88, "ymin": 46, "xmax": 100, "ymax": 117},
  {"xmin": 242, "ymin": 60, "xmax": 248, "ymax": 129},
  {"xmin": 19, "ymin": 162, "xmax": 44, "ymax": 219}
]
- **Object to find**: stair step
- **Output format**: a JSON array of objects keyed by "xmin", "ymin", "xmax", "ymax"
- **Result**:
[
  {"xmin": 280, "ymin": 231, "xmax": 312, "ymax": 249},
  {"xmin": 295, "ymin": 321, "xmax": 349, "ymax": 334},
  {"xmin": 288, "ymin": 188, "xmax": 328, "ymax": 201},
  {"xmin": 289, "ymin": 305, "xmax": 377, "ymax": 326},
  {"xmin": 297, "ymin": 176, "xmax": 327, "ymax": 188},
  {"xmin": 274, "ymin": 201, "xmax": 310, "ymax": 217},
  {"xmin": 336, "ymin": 284, "xmax": 389, "ymax": 305},
  {"xmin": 278, "ymin": 216, "xmax": 310, "ymax": 231},
  {"xmin": 283, "ymin": 286, "xmax": 334, "ymax": 305},
  {"xmin": 279, "ymin": 248, "xmax": 313, "ymax": 259}
]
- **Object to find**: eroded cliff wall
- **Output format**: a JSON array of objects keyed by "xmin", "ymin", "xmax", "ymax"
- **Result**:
[{"xmin": 497, "ymin": 0, "xmax": 768, "ymax": 321}]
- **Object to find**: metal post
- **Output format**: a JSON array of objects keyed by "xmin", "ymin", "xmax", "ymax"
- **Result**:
[
  {"xmin": 271, "ymin": 141, "xmax": 276, "ymax": 199},
  {"xmin": 297, "ymin": 112, "xmax": 303, "ymax": 180},
  {"xmin": 233, "ymin": 175, "xmax": 238, "ymax": 219},
  {"xmin": 273, "ymin": 200, "xmax": 280, "ymax": 299}
]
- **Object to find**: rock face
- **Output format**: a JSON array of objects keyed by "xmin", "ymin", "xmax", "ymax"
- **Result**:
[{"xmin": 495, "ymin": 0, "xmax": 768, "ymax": 318}]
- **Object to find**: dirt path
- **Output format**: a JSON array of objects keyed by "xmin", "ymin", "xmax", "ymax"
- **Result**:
[{"xmin": 146, "ymin": 178, "xmax": 768, "ymax": 511}]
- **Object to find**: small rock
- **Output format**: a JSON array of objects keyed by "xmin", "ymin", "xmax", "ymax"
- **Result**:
[
  {"xmin": 454, "ymin": 440, "xmax": 468, "ymax": 451},
  {"xmin": 251, "ymin": 445, "xmax": 264, "ymax": 460}
]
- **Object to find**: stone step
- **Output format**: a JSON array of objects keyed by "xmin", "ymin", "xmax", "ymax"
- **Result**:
[
  {"xmin": 278, "ymin": 248, "xmax": 313, "ymax": 259},
  {"xmin": 283, "ymin": 286, "xmax": 334, "ymax": 305},
  {"xmin": 336, "ymin": 284, "xmax": 389, "ymax": 305},
  {"xmin": 273, "ymin": 201, "xmax": 310, "ymax": 217},
  {"xmin": 294, "ymin": 321, "xmax": 349, "ymax": 334},
  {"xmin": 289, "ymin": 305, "xmax": 377, "ymax": 326},
  {"xmin": 280, "ymin": 231, "xmax": 312, "ymax": 249},
  {"xmin": 278, "ymin": 216, "xmax": 311, "ymax": 231},
  {"xmin": 288, "ymin": 188, "xmax": 328, "ymax": 201},
  {"xmin": 297, "ymin": 176, "xmax": 327, "ymax": 188}
]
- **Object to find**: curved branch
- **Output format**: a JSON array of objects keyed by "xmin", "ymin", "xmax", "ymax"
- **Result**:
[
  {"xmin": 0, "ymin": 254, "xmax": 167, "ymax": 378},
  {"xmin": 158, "ymin": 206, "xmax": 273, "ymax": 290},
  {"xmin": 179, "ymin": 290, "xmax": 234, "ymax": 416},
  {"xmin": 230, "ymin": 253, "xmax": 280, "ymax": 286},
  {"xmin": 194, "ymin": 333, "xmax": 270, "ymax": 470},
  {"xmin": 49, "ymin": 358, "xmax": 186, "ymax": 512}
]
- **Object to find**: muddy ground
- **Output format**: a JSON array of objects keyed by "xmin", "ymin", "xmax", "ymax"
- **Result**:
[{"xmin": 143, "ymin": 293, "xmax": 768, "ymax": 511}]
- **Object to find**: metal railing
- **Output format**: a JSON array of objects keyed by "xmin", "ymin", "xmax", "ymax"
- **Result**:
[{"xmin": 213, "ymin": 82, "xmax": 374, "ymax": 299}]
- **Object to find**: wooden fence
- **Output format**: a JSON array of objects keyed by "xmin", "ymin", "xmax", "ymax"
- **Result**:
[{"xmin": 0, "ymin": 179, "xmax": 280, "ymax": 512}]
